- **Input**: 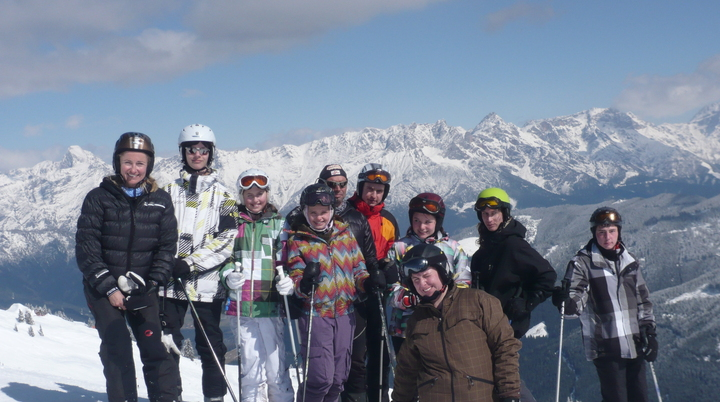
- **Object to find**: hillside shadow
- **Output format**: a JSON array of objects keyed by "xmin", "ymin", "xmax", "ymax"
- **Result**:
[{"xmin": 1, "ymin": 382, "xmax": 149, "ymax": 402}]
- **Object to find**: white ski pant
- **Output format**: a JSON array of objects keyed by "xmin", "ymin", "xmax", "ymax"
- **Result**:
[{"xmin": 238, "ymin": 316, "xmax": 294, "ymax": 402}]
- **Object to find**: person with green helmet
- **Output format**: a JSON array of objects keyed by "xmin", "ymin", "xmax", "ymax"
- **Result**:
[{"xmin": 470, "ymin": 187, "xmax": 556, "ymax": 402}]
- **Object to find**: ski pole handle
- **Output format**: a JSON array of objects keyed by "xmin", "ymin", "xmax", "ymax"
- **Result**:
[{"xmin": 275, "ymin": 265, "xmax": 285, "ymax": 279}]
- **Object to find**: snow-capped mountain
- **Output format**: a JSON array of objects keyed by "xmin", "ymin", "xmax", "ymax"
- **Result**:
[
  {"xmin": 3, "ymin": 104, "xmax": 720, "ymax": 400},
  {"xmin": 2, "ymin": 104, "xmax": 720, "ymax": 268}
]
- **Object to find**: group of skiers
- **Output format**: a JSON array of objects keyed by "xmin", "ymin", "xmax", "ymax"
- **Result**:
[{"xmin": 75, "ymin": 125, "xmax": 659, "ymax": 402}]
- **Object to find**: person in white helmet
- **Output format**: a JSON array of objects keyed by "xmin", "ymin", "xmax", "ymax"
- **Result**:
[
  {"xmin": 218, "ymin": 169, "xmax": 295, "ymax": 402},
  {"xmin": 158, "ymin": 124, "xmax": 238, "ymax": 402}
]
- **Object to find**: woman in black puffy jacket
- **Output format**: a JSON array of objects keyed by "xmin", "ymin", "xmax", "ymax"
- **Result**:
[{"xmin": 76, "ymin": 132, "xmax": 179, "ymax": 402}]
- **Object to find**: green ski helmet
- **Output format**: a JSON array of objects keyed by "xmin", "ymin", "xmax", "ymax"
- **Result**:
[{"xmin": 474, "ymin": 187, "xmax": 512, "ymax": 222}]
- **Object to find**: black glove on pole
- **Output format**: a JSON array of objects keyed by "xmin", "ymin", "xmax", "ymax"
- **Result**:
[
  {"xmin": 300, "ymin": 261, "xmax": 322, "ymax": 295},
  {"xmin": 641, "ymin": 324, "xmax": 659, "ymax": 362}
]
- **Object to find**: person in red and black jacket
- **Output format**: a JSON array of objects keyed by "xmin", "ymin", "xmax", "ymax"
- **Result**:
[{"xmin": 347, "ymin": 163, "xmax": 400, "ymax": 402}]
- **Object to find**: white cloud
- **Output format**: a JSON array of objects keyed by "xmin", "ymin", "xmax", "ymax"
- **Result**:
[
  {"xmin": 255, "ymin": 127, "xmax": 352, "ymax": 150},
  {"xmin": 0, "ymin": 145, "xmax": 66, "ymax": 173},
  {"xmin": 482, "ymin": 1, "xmax": 555, "ymax": 33},
  {"xmin": 23, "ymin": 124, "xmax": 48, "ymax": 137},
  {"xmin": 66, "ymin": 115, "xmax": 84, "ymax": 129},
  {"xmin": 0, "ymin": 0, "xmax": 445, "ymax": 98},
  {"xmin": 615, "ymin": 54, "xmax": 720, "ymax": 118}
]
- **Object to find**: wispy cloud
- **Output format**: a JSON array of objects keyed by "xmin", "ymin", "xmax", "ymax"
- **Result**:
[
  {"xmin": 0, "ymin": 0, "xmax": 446, "ymax": 99},
  {"xmin": 614, "ymin": 54, "xmax": 720, "ymax": 118},
  {"xmin": 23, "ymin": 124, "xmax": 49, "ymax": 137},
  {"xmin": 482, "ymin": 1, "xmax": 555, "ymax": 33},
  {"xmin": 255, "ymin": 127, "xmax": 353, "ymax": 150},
  {"xmin": 65, "ymin": 115, "xmax": 84, "ymax": 129},
  {"xmin": 0, "ymin": 145, "xmax": 66, "ymax": 173}
]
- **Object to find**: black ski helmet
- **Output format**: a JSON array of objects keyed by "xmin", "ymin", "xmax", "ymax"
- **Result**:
[
  {"xmin": 356, "ymin": 163, "xmax": 391, "ymax": 202},
  {"xmin": 400, "ymin": 243, "xmax": 451, "ymax": 298},
  {"xmin": 113, "ymin": 132, "xmax": 155, "ymax": 176},
  {"xmin": 300, "ymin": 182, "xmax": 335, "ymax": 208},
  {"xmin": 408, "ymin": 193, "xmax": 446, "ymax": 232},
  {"xmin": 590, "ymin": 206, "xmax": 623, "ymax": 237}
]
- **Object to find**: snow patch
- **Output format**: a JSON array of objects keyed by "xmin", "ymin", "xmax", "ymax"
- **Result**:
[
  {"xmin": 525, "ymin": 322, "xmax": 548, "ymax": 338},
  {"xmin": 665, "ymin": 285, "xmax": 720, "ymax": 304},
  {"xmin": 458, "ymin": 237, "xmax": 479, "ymax": 256}
]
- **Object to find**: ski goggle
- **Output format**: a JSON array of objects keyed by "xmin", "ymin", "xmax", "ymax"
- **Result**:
[
  {"xmin": 474, "ymin": 197, "xmax": 503, "ymax": 211},
  {"xmin": 184, "ymin": 146, "xmax": 210, "ymax": 155},
  {"xmin": 305, "ymin": 191, "xmax": 334, "ymax": 207},
  {"xmin": 593, "ymin": 211, "xmax": 621, "ymax": 225},
  {"xmin": 323, "ymin": 180, "xmax": 348, "ymax": 189},
  {"xmin": 401, "ymin": 254, "xmax": 446, "ymax": 278},
  {"xmin": 239, "ymin": 174, "xmax": 269, "ymax": 190},
  {"xmin": 409, "ymin": 198, "xmax": 442, "ymax": 214},
  {"xmin": 364, "ymin": 171, "xmax": 390, "ymax": 184}
]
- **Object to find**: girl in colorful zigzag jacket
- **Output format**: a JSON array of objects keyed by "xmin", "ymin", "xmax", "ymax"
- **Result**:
[{"xmin": 281, "ymin": 182, "xmax": 385, "ymax": 402}]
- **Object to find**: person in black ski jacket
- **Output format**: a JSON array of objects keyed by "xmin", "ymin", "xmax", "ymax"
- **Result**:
[
  {"xmin": 76, "ymin": 132, "xmax": 179, "ymax": 402},
  {"xmin": 470, "ymin": 187, "xmax": 556, "ymax": 402}
]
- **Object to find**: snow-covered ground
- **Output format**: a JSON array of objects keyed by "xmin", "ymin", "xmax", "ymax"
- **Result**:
[{"xmin": 0, "ymin": 303, "xmax": 248, "ymax": 402}]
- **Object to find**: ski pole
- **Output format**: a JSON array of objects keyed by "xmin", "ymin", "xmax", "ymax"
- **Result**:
[
  {"xmin": 178, "ymin": 278, "xmax": 239, "ymax": 402},
  {"xmin": 276, "ymin": 265, "xmax": 302, "ymax": 383},
  {"xmin": 376, "ymin": 291, "xmax": 396, "ymax": 374},
  {"xmin": 234, "ymin": 262, "xmax": 243, "ymax": 397},
  {"xmin": 649, "ymin": 362, "xmax": 663, "ymax": 402},
  {"xmin": 555, "ymin": 279, "xmax": 570, "ymax": 402},
  {"xmin": 302, "ymin": 284, "xmax": 315, "ymax": 402}
]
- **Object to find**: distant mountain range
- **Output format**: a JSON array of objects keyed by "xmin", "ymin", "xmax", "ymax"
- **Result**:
[{"xmin": 1, "ymin": 103, "xmax": 720, "ymax": 400}]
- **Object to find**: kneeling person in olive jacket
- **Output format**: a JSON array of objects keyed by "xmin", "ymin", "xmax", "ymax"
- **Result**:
[{"xmin": 392, "ymin": 244, "xmax": 521, "ymax": 402}]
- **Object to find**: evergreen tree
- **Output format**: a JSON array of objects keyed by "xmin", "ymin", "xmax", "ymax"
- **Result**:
[
  {"xmin": 28, "ymin": 327, "xmax": 35, "ymax": 337},
  {"xmin": 181, "ymin": 338, "xmax": 197, "ymax": 361},
  {"xmin": 13, "ymin": 323, "xmax": 18, "ymax": 332},
  {"xmin": 16, "ymin": 310, "xmax": 24, "ymax": 323},
  {"xmin": 39, "ymin": 325, "xmax": 44, "ymax": 336},
  {"xmin": 24, "ymin": 311, "xmax": 34, "ymax": 325}
]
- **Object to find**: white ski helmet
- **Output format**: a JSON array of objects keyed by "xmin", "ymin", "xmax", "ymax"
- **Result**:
[
  {"xmin": 236, "ymin": 168, "xmax": 271, "ymax": 199},
  {"xmin": 178, "ymin": 124, "xmax": 216, "ymax": 167}
]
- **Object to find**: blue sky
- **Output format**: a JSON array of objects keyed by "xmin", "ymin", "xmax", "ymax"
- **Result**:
[{"xmin": 1, "ymin": 0, "xmax": 719, "ymax": 172}]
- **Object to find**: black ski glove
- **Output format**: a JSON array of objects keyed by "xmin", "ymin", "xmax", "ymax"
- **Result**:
[
  {"xmin": 640, "ymin": 324, "xmax": 658, "ymax": 362},
  {"xmin": 299, "ymin": 262, "xmax": 322, "ymax": 295},
  {"xmin": 118, "ymin": 272, "xmax": 151, "ymax": 311},
  {"xmin": 173, "ymin": 259, "xmax": 191, "ymax": 280},
  {"xmin": 380, "ymin": 258, "xmax": 400, "ymax": 285},
  {"xmin": 552, "ymin": 279, "xmax": 571, "ymax": 312},
  {"xmin": 365, "ymin": 269, "xmax": 387, "ymax": 293},
  {"xmin": 506, "ymin": 297, "xmax": 530, "ymax": 321}
]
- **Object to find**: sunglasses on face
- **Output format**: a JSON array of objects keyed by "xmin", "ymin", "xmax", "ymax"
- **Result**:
[
  {"xmin": 409, "ymin": 198, "xmax": 441, "ymax": 214},
  {"xmin": 324, "ymin": 180, "xmax": 348, "ymax": 189},
  {"xmin": 185, "ymin": 146, "xmax": 210, "ymax": 155},
  {"xmin": 365, "ymin": 172, "xmax": 390, "ymax": 183},
  {"xmin": 239, "ymin": 174, "xmax": 269, "ymax": 190},
  {"xmin": 474, "ymin": 197, "xmax": 502, "ymax": 211}
]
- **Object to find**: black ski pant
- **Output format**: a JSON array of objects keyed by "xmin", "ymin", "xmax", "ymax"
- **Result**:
[
  {"xmin": 341, "ymin": 301, "xmax": 368, "ymax": 402},
  {"xmin": 85, "ymin": 283, "xmax": 178, "ymax": 402},
  {"xmin": 365, "ymin": 293, "xmax": 389, "ymax": 402},
  {"xmin": 593, "ymin": 355, "xmax": 649, "ymax": 402},
  {"xmin": 161, "ymin": 297, "xmax": 227, "ymax": 399}
]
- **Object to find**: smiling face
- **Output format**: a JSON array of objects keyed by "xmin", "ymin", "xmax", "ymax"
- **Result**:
[
  {"xmin": 325, "ymin": 176, "xmax": 348, "ymax": 207},
  {"xmin": 307, "ymin": 204, "xmax": 333, "ymax": 231},
  {"xmin": 410, "ymin": 267, "xmax": 446, "ymax": 305},
  {"xmin": 481, "ymin": 208, "xmax": 504, "ymax": 232},
  {"xmin": 242, "ymin": 186, "xmax": 268, "ymax": 215},
  {"xmin": 595, "ymin": 225, "xmax": 619, "ymax": 250},
  {"xmin": 412, "ymin": 212, "xmax": 437, "ymax": 240},
  {"xmin": 118, "ymin": 151, "xmax": 148, "ymax": 188},
  {"xmin": 361, "ymin": 182, "xmax": 385, "ymax": 207},
  {"xmin": 184, "ymin": 141, "xmax": 209, "ymax": 171}
]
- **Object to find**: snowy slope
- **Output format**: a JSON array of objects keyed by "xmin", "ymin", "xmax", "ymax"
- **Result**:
[{"xmin": 0, "ymin": 303, "xmax": 224, "ymax": 402}]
